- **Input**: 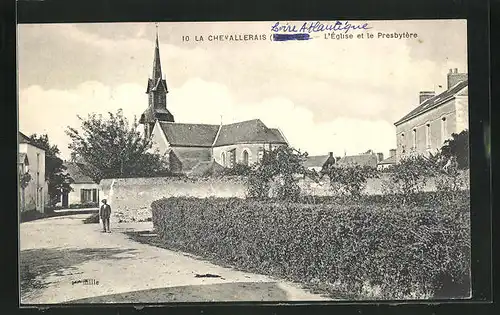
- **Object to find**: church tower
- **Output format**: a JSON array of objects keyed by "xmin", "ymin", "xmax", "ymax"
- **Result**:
[{"xmin": 139, "ymin": 24, "xmax": 175, "ymax": 139}]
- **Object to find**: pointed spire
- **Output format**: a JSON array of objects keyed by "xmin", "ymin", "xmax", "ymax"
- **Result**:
[{"xmin": 152, "ymin": 23, "xmax": 162, "ymax": 81}]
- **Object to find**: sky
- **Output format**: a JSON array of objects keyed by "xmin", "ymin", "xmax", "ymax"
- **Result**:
[{"xmin": 18, "ymin": 20, "xmax": 467, "ymax": 160}]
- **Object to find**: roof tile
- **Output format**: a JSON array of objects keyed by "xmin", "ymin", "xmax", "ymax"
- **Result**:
[
  {"xmin": 63, "ymin": 162, "xmax": 96, "ymax": 184},
  {"xmin": 213, "ymin": 119, "xmax": 287, "ymax": 147},
  {"xmin": 160, "ymin": 122, "xmax": 219, "ymax": 147}
]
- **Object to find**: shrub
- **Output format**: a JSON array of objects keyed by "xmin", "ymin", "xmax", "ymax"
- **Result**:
[
  {"xmin": 384, "ymin": 155, "xmax": 437, "ymax": 204},
  {"xmin": 220, "ymin": 163, "xmax": 252, "ymax": 177},
  {"xmin": 151, "ymin": 195, "xmax": 470, "ymax": 299},
  {"xmin": 69, "ymin": 202, "xmax": 99, "ymax": 209},
  {"xmin": 246, "ymin": 146, "xmax": 309, "ymax": 201},
  {"xmin": 83, "ymin": 213, "xmax": 100, "ymax": 224},
  {"xmin": 325, "ymin": 164, "xmax": 379, "ymax": 198},
  {"xmin": 440, "ymin": 130, "xmax": 469, "ymax": 170}
]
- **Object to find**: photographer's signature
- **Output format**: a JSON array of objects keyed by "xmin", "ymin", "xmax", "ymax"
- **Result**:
[{"xmin": 72, "ymin": 278, "xmax": 99, "ymax": 285}]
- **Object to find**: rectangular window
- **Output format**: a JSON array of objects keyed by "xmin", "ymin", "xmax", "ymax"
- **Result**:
[
  {"xmin": 80, "ymin": 189, "xmax": 93, "ymax": 203},
  {"xmin": 441, "ymin": 117, "xmax": 447, "ymax": 143},
  {"xmin": 426, "ymin": 124, "xmax": 431, "ymax": 148},
  {"xmin": 92, "ymin": 189, "xmax": 98, "ymax": 202},
  {"xmin": 412, "ymin": 129, "xmax": 417, "ymax": 150}
]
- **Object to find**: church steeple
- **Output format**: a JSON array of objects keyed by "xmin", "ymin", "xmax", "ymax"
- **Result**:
[
  {"xmin": 140, "ymin": 23, "xmax": 174, "ymax": 139},
  {"xmin": 152, "ymin": 24, "xmax": 163, "ymax": 83}
]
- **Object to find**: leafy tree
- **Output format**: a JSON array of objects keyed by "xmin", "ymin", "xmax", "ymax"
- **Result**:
[
  {"xmin": 440, "ymin": 130, "xmax": 469, "ymax": 169},
  {"xmin": 28, "ymin": 134, "xmax": 73, "ymax": 206},
  {"xmin": 247, "ymin": 146, "xmax": 308, "ymax": 200},
  {"xmin": 65, "ymin": 109, "xmax": 171, "ymax": 183},
  {"xmin": 325, "ymin": 164, "xmax": 379, "ymax": 198},
  {"xmin": 385, "ymin": 155, "xmax": 437, "ymax": 203}
]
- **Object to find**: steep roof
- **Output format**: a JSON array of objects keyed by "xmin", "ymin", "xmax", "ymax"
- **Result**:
[
  {"xmin": 268, "ymin": 128, "xmax": 288, "ymax": 144},
  {"xmin": 336, "ymin": 154, "xmax": 378, "ymax": 168},
  {"xmin": 159, "ymin": 122, "xmax": 220, "ymax": 147},
  {"xmin": 395, "ymin": 80, "xmax": 468, "ymax": 126},
  {"xmin": 139, "ymin": 106, "xmax": 174, "ymax": 124},
  {"xmin": 378, "ymin": 155, "xmax": 396, "ymax": 165},
  {"xmin": 63, "ymin": 162, "xmax": 96, "ymax": 184},
  {"xmin": 19, "ymin": 132, "xmax": 31, "ymax": 144},
  {"xmin": 18, "ymin": 131, "xmax": 46, "ymax": 151},
  {"xmin": 303, "ymin": 155, "xmax": 329, "ymax": 168},
  {"xmin": 213, "ymin": 119, "xmax": 288, "ymax": 147}
]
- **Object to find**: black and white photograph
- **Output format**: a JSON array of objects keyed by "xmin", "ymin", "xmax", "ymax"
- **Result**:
[{"xmin": 18, "ymin": 20, "xmax": 471, "ymax": 304}]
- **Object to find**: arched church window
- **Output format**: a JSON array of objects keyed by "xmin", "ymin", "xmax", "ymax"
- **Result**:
[{"xmin": 242, "ymin": 150, "xmax": 249, "ymax": 166}]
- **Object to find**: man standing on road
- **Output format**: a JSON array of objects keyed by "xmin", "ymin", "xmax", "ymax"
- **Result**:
[{"xmin": 100, "ymin": 199, "xmax": 111, "ymax": 233}]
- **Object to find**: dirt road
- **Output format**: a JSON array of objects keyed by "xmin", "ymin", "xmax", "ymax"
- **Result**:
[{"xmin": 20, "ymin": 214, "xmax": 330, "ymax": 304}]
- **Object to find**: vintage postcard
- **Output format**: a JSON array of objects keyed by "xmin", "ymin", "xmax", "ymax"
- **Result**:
[{"xmin": 18, "ymin": 20, "xmax": 470, "ymax": 304}]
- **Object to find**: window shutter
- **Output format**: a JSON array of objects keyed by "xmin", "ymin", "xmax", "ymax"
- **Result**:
[
  {"xmin": 80, "ymin": 189, "xmax": 84, "ymax": 203},
  {"xmin": 92, "ymin": 189, "xmax": 97, "ymax": 202}
]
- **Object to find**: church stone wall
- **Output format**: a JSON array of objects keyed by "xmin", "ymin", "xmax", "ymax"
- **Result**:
[
  {"xmin": 99, "ymin": 170, "xmax": 469, "ymax": 224},
  {"xmin": 100, "ymin": 176, "xmax": 247, "ymax": 223}
]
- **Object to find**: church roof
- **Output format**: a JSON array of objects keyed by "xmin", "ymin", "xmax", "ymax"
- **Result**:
[
  {"xmin": 394, "ymin": 80, "xmax": 468, "ymax": 126},
  {"xmin": 336, "ymin": 154, "xmax": 378, "ymax": 168},
  {"xmin": 268, "ymin": 128, "xmax": 288, "ymax": 143},
  {"xmin": 159, "ymin": 122, "xmax": 220, "ymax": 147},
  {"xmin": 158, "ymin": 119, "xmax": 288, "ymax": 148},
  {"xmin": 140, "ymin": 106, "xmax": 174, "ymax": 124},
  {"xmin": 63, "ymin": 162, "xmax": 96, "ymax": 184},
  {"xmin": 213, "ymin": 119, "xmax": 288, "ymax": 147}
]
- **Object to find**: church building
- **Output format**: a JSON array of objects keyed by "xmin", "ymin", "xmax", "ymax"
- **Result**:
[{"xmin": 140, "ymin": 27, "xmax": 288, "ymax": 174}]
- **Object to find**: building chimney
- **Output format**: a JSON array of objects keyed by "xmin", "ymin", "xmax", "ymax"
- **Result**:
[
  {"xmin": 447, "ymin": 68, "xmax": 468, "ymax": 89},
  {"xmin": 419, "ymin": 91, "xmax": 435, "ymax": 104},
  {"xmin": 376, "ymin": 152, "xmax": 384, "ymax": 162},
  {"xmin": 389, "ymin": 149, "xmax": 396, "ymax": 157}
]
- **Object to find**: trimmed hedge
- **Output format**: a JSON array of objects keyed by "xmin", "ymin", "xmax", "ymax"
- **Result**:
[{"xmin": 152, "ymin": 192, "xmax": 470, "ymax": 299}]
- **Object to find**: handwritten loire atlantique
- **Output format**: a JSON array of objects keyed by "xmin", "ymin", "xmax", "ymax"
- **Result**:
[{"xmin": 271, "ymin": 21, "xmax": 371, "ymax": 34}]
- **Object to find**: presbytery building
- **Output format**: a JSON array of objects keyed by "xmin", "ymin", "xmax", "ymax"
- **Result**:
[{"xmin": 394, "ymin": 68, "xmax": 468, "ymax": 163}]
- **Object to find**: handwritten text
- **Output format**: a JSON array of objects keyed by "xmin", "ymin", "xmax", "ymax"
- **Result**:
[{"xmin": 271, "ymin": 21, "xmax": 371, "ymax": 34}]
